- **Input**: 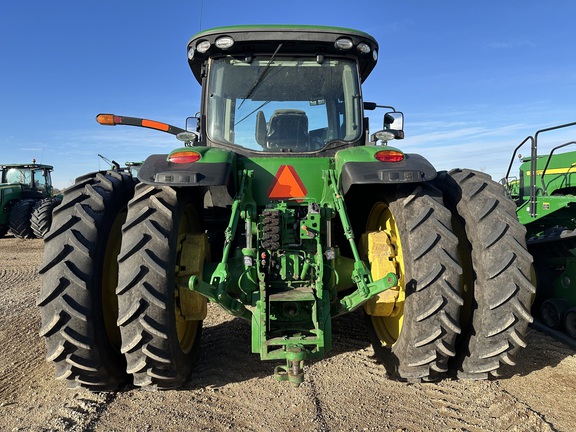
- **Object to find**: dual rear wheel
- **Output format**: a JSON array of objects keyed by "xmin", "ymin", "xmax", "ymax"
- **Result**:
[
  {"xmin": 4, "ymin": 196, "xmax": 61, "ymax": 239},
  {"xmin": 38, "ymin": 174, "xmax": 206, "ymax": 390},
  {"xmin": 362, "ymin": 169, "xmax": 534, "ymax": 381}
]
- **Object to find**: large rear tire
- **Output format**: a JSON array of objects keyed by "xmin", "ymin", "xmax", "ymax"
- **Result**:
[
  {"xmin": 117, "ymin": 184, "xmax": 206, "ymax": 390},
  {"xmin": 9, "ymin": 199, "xmax": 37, "ymax": 238},
  {"xmin": 362, "ymin": 183, "xmax": 463, "ymax": 381},
  {"xmin": 37, "ymin": 171, "xmax": 136, "ymax": 390},
  {"xmin": 434, "ymin": 169, "xmax": 534, "ymax": 379}
]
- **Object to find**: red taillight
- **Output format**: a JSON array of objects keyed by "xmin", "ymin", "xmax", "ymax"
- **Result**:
[
  {"xmin": 374, "ymin": 150, "xmax": 404, "ymax": 163},
  {"xmin": 168, "ymin": 151, "xmax": 201, "ymax": 164}
]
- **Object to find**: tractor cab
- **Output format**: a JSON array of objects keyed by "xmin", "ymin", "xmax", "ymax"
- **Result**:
[
  {"xmin": 0, "ymin": 163, "xmax": 54, "ymax": 199},
  {"xmin": 186, "ymin": 25, "xmax": 403, "ymax": 154}
]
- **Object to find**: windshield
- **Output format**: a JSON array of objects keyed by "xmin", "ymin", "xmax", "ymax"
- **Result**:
[
  {"xmin": 206, "ymin": 56, "xmax": 363, "ymax": 152},
  {"xmin": 6, "ymin": 168, "xmax": 32, "ymax": 185},
  {"xmin": 3, "ymin": 167, "xmax": 48, "ymax": 190}
]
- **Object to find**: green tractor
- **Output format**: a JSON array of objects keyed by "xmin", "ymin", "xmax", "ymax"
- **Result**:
[
  {"xmin": 38, "ymin": 25, "xmax": 534, "ymax": 390},
  {"xmin": 503, "ymin": 121, "xmax": 576, "ymax": 342},
  {"xmin": 0, "ymin": 162, "xmax": 60, "ymax": 239}
]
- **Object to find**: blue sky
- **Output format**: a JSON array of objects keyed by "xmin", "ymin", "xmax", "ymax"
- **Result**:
[{"xmin": 2, "ymin": 1, "xmax": 576, "ymax": 189}]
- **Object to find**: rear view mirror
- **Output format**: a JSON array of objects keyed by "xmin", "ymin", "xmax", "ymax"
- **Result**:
[
  {"xmin": 370, "ymin": 111, "xmax": 404, "ymax": 144},
  {"xmin": 384, "ymin": 111, "xmax": 404, "ymax": 132}
]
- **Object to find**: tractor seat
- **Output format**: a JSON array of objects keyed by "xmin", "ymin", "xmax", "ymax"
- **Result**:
[{"xmin": 266, "ymin": 109, "xmax": 309, "ymax": 150}]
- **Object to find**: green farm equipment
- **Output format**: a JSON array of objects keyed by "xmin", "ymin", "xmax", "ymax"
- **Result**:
[
  {"xmin": 98, "ymin": 154, "xmax": 143, "ymax": 178},
  {"xmin": 38, "ymin": 25, "xmax": 534, "ymax": 390},
  {"xmin": 504, "ymin": 121, "xmax": 576, "ymax": 342},
  {"xmin": 125, "ymin": 161, "xmax": 142, "ymax": 178},
  {"xmin": 0, "ymin": 161, "xmax": 60, "ymax": 239}
]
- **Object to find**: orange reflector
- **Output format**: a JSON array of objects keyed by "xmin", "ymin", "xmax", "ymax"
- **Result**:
[
  {"xmin": 267, "ymin": 165, "xmax": 308, "ymax": 200},
  {"xmin": 168, "ymin": 151, "xmax": 201, "ymax": 164},
  {"xmin": 96, "ymin": 114, "xmax": 115, "ymax": 125},
  {"xmin": 374, "ymin": 150, "xmax": 404, "ymax": 163},
  {"xmin": 142, "ymin": 119, "xmax": 170, "ymax": 132}
]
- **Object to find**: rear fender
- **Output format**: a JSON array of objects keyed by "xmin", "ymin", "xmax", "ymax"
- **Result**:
[
  {"xmin": 137, "ymin": 147, "xmax": 236, "ymax": 191},
  {"xmin": 335, "ymin": 146, "xmax": 437, "ymax": 194}
]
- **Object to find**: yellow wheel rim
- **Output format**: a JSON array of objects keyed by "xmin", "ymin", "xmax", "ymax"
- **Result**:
[{"xmin": 364, "ymin": 202, "xmax": 405, "ymax": 347}]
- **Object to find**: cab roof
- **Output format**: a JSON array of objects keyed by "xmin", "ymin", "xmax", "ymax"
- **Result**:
[
  {"xmin": 0, "ymin": 163, "xmax": 53, "ymax": 170},
  {"xmin": 187, "ymin": 25, "xmax": 379, "ymax": 83}
]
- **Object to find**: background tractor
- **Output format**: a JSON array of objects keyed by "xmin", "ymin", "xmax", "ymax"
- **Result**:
[
  {"xmin": 0, "ymin": 161, "xmax": 60, "ymax": 239},
  {"xmin": 38, "ymin": 25, "xmax": 534, "ymax": 390},
  {"xmin": 504, "ymin": 121, "xmax": 576, "ymax": 343}
]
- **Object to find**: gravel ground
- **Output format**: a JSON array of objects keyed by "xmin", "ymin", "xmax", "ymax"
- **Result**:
[{"xmin": 1, "ymin": 236, "xmax": 575, "ymax": 431}]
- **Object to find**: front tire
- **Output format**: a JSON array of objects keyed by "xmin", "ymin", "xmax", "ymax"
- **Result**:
[
  {"xmin": 37, "ymin": 171, "xmax": 136, "ymax": 390},
  {"xmin": 117, "ymin": 184, "xmax": 206, "ymax": 390}
]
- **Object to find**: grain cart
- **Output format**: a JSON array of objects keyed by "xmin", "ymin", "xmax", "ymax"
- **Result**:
[
  {"xmin": 503, "ymin": 121, "xmax": 576, "ymax": 341},
  {"xmin": 0, "ymin": 162, "xmax": 58, "ymax": 238},
  {"xmin": 38, "ymin": 25, "xmax": 534, "ymax": 390}
]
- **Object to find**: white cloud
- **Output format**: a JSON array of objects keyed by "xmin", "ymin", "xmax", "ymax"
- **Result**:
[{"xmin": 485, "ymin": 39, "xmax": 535, "ymax": 49}]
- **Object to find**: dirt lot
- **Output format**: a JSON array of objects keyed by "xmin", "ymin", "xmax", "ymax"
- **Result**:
[{"xmin": 1, "ymin": 236, "xmax": 575, "ymax": 431}]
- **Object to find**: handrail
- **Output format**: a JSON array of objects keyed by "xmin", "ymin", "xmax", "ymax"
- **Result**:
[
  {"xmin": 540, "ymin": 141, "xmax": 576, "ymax": 195},
  {"xmin": 506, "ymin": 121, "xmax": 576, "ymax": 217}
]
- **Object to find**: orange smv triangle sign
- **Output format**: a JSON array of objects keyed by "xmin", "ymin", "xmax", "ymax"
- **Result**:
[{"xmin": 267, "ymin": 165, "xmax": 308, "ymax": 200}]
